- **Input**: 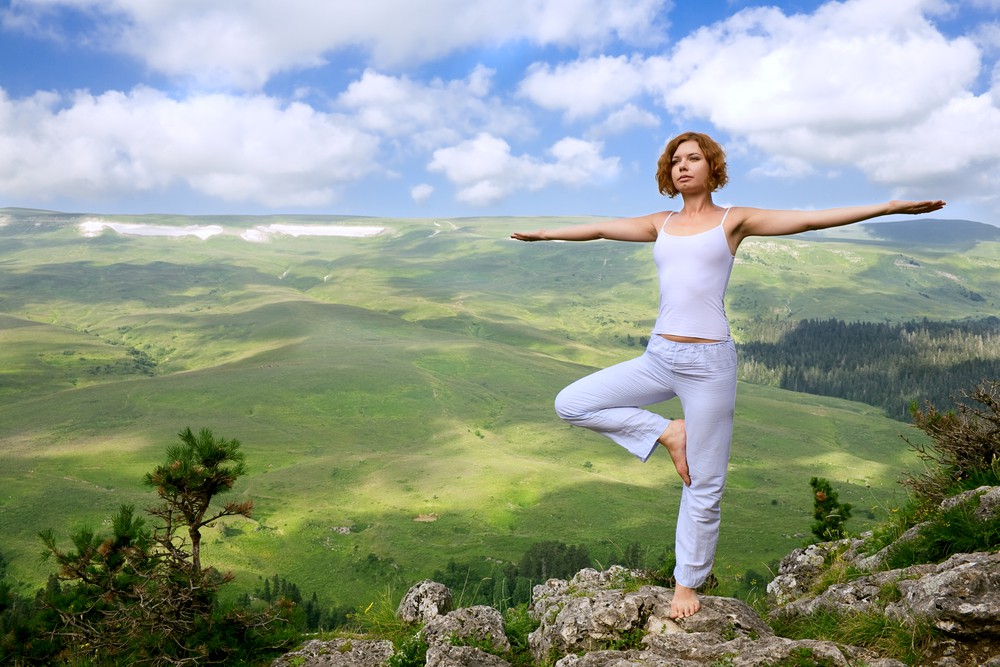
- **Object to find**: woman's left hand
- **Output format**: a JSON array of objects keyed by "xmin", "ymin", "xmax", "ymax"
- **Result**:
[{"xmin": 888, "ymin": 200, "xmax": 947, "ymax": 215}]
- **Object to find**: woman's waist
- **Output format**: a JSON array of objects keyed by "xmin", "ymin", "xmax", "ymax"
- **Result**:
[{"xmin": 658, "ymin": 333, "xmax": 722, "ymax": 344}]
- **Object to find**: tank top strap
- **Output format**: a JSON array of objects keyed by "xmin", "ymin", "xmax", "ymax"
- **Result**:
[
  {"xmin": 659, "ymin": 211, "xmax": 675, "ymax": 234},
  {"xmin": 719, "ymin": 207, "xmax": 731, "ymax": 228}
]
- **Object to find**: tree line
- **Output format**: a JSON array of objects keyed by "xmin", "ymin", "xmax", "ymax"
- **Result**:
[{"xmin": 737, "ymin": 316, "xmax": 1000, "ymax": 421}]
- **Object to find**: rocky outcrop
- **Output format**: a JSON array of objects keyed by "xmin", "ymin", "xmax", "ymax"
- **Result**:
[
  {"xmin": 273, "ymin": 487, "xmax": 1000, "ymax": 666},
  {"xmin": 527, "ymin": 567, "xmax": 899, "ymax": 667},
  {"xmin": 767, "ymin": 486, "xmax": 1000, "ymax": 666},
  {"xmin": 274, "ymin": 567, "xmax": 903, "ymax": 667}
]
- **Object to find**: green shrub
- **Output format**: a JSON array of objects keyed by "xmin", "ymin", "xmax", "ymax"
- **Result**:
[
  {"xmin": 904, "ymin": 380, "xmax": 1000, "ymax": 503},
  {"xmin": 503, "ymin": 603, "xmax": 539, "ymax": 667},
  {"xmin": 387, "ymin": 632, "xmax": 428, "ymax": 667}
]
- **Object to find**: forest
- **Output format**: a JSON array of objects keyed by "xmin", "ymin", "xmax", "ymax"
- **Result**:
[{"xmin": 737, "ymin": 316, "xmax": 1000, "ymax": 421}]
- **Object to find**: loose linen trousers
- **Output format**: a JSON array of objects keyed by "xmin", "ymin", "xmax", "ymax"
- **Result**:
[{"xmin": 553, "ymin": 334, "xmax": 737, "ymax": 588}]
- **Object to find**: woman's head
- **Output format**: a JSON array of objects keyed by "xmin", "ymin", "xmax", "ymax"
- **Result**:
[{"xmin": 656, "ymin": 132, "xmax": 728, "ymax": 197}]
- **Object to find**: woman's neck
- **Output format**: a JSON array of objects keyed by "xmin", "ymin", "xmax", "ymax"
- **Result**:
[{"xmin": 679, "ymin": 192, "xmax": 717, "ymax": 215}]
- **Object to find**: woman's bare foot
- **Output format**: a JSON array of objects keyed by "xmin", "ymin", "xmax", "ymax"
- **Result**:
[
  {"xmin": 670, "ymin": 584, "xmax": 700, "ymax": 619},
  {"xmin": 658, "ymin": 419, "xmax": 690, "ymax": 486}
]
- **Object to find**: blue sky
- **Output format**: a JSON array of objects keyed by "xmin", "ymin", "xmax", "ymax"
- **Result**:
[{"xmin": 1, "ymin": 0, "xmax": 998, "ymax": 222}]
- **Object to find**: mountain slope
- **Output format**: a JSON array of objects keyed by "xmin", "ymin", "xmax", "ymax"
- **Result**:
[{"xmin": 2, "ymin": 210, "xmax": 995, "ymax": 608}]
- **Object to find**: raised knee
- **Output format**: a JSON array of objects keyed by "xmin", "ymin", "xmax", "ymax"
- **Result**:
[{"xmin": 553, "ymin": 390, "xmax": 584, "ymax": 423}]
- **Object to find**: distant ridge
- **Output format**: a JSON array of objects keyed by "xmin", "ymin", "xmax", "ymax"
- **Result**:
[
  {"xmin": 861, "ymin": 218, "xmax": 1000, "ymax": 246},
  {"xmin": 0, "ymin": 206, "xmax": 67, "ymax": 215},
  {"xmin": 3, "ymin": 208, "xmax": 998, "ymax": 247}
]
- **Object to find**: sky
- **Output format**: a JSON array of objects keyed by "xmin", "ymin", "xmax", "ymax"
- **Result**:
[{"xmin": 1, "ymin": 0, "xmax": 998, "ymax": 222}]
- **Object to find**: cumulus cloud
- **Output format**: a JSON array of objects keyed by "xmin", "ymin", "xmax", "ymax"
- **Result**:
[
  {"xmin": 654, "ymin": 0, "xmax": 1000, "ymax": 191},
  {"xmin": 410, "ymin": 183, "xmax": 434, "ymax": 203},
  {"xmin": 6, "ymin": 0, "xmax": 669, "ymax": 90},
  {"xmin": 428, "ymin": 133, "xmax": 619, "ymax": 205},
  {"xmin": 337, "ymin": 66, "xmax": 533, "ymax": 149},
  {"xmin": 519, "ymin": 54, "xmax": 666, "ymax": 120},
  {"xmin": 590, "ymin": 104, "xmax": 661, "ymax": 136},
  {"xmin": 509, "ymin": 0, "xmax": 999, "ymax": 202},
  {"xmin": 662, "ymin": 2, "xmax": 977, "ymax": 131},
  {"xmin": 0, "ymin": 87, "xmax": 379, "ymax": 207},
  {"xmin": 3, "ymin": 0, "xmax": 997, "ymax": 216}
]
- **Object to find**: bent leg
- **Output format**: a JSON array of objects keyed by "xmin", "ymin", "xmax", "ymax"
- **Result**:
[
  {"xmin": 554, "ymin": 347, "xmax": 676, "ymax": 462},
  {"xmin": 658, "ymin": 419, "xmax": 690, "ymax": 486}
]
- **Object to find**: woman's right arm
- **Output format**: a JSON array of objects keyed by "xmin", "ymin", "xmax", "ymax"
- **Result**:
[{"xmin": 510, "ymin": 211, "xmax": 668, "ymax": 243}]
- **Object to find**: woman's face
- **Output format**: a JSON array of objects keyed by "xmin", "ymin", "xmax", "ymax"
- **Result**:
[{"xmin": 671, "ymin": 140, "xmax": 710, "ymax": 193}]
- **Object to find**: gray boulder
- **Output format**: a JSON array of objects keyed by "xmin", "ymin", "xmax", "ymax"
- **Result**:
[
  {"xmin": 270, "ymin": 638, "xmax": 394, "ymax": 667},
  {"xmin": 397, "ymin": 579, "xmax": 454, "ymax": 623},
  {"xmin": 425, "ymin": 644, "xmax": 511, "ymax": 667},
  {"xmin": 423, "ymin": 605, "xmax": 511, "ymax": 654}
]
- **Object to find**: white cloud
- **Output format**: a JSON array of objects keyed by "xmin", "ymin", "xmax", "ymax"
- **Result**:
[
  {"xmin": 8, "ymin": 0, "xmax": 670, "ymax": 90},
  {"xmin": 427, "ymin": 133, "xmax": 619, "ymax": 206},
  {"xmin": 337, "ymin": 66, "xmax": 533, "ymax": 150},
  {"xmin": 652, "ymin": 0, "xmax": 999, "ymax": 192},
  {"xmin": 0, "ymin": 87, "xmax": 380, "ymax": 207},
  {"xmin": 663, "ymin": 2, "xmax": 978, "ymax": 132},
  {"xmin": 4, "ymin": 0, "xmax": 996, "ymax": 218},
  {"xmin": 519, "ymin": 55, "xmax": 663, "ymax": 120},
  {"xmin": 859, "ymin": 92, "xmax": 1000, "ymax": 194},
  {"xmin": 410, "ymin": 183, "xmax": 434, "ymax": 203},
  {"xmin": 591, "ymin": 103, "xmax": 661, "ymax": 136}
]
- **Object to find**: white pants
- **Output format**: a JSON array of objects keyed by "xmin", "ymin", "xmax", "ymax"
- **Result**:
[{"xmin": 553, "ymin": 334, "xmax": 737, "ymax": 588}]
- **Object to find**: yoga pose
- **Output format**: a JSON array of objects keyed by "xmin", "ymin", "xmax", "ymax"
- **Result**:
[{"xmin": 511, "ymin": 131, "xmax": 945, "ymax": 619}]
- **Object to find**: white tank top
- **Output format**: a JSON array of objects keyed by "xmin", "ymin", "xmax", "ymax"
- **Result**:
[{"xmin": 651, "ymin": 209, "xmax": 735, "ymax": 340}]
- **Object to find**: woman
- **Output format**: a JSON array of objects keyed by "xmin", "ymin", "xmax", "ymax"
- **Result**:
[{"xmin": 510, "ymin": 131, "xmax": 945, "ymax": 619}]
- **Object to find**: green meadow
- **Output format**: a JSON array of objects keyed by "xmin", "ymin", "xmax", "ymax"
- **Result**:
[{"xmin": 1, "ymin": 209, "xmax": 998, "ymax": 609}]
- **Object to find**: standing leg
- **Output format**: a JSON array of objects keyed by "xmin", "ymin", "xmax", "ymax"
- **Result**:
[{"xmin": 664, "ymin": 340, "xmax": 738, "ymax": 618}]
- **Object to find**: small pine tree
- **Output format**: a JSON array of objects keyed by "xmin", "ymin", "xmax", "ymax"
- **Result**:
[
  {"xmin": 40, "ymin": 427, "xmax": 294, "ymax": 665},
  {"xmin": 810, "ymin": 477, "xmax": 853, "ymax": 542}
]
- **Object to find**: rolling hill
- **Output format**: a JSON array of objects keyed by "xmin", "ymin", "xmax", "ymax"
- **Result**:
[{"xmin": 1, "ymin": 208, "xmax": 997, "ymax": 610}]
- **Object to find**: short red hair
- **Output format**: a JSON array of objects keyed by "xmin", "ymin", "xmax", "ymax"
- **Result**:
[{"xmin": 655, "ymin": 132, "xmax": 729, "ymax": 198}]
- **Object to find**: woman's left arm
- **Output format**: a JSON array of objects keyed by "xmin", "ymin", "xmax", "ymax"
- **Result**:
[{"xmin": 731, "ymin": 200, "xmax": 946, "ymax": 244}]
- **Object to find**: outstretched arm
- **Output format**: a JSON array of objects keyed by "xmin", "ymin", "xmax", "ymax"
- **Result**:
[
  {"xmin": 731, "ymin": 200, "xmax": 946, "ymax": 244},
  {"xmin": 511, "ymin": 211, "xmax": 668, "ymax": 243}
]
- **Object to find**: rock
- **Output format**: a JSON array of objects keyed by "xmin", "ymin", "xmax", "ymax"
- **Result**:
[
  {"xmin": 772, "ymin": 564, "xmax": 935, "ymax": 619},
  {"xmin": 642, "ymin": 634, "xmax": 903, "ymax": 667},
  {"xmin": 270, "ymin": 638, "xmax": 394, "ymax": 667},
  {"xmin": 767, "ymin": 525, "xmax": 1000, "ymax": 666},
  {"xmin": 272, "ymin": 518, "xmax": 1000, "ymax": 667},
  {"xmin": 529, "ymin": 567, "xmax": 896, "ymax": 667},
  {"xmin": 425, "ymin": 644, "xmax": 511, "ymax": 667},
  {"xmin": 530, "ymin": 569, "xmax": 756, "ymax": 661},
  {"xmin": 766, "ymin": 539, "xmax": 863, "ymax": 606},
  {"xmin": 854, "ymin": 523, "xmax": 927, "ymax": 572},
  {"xmin": 858, "ymin": 486, "xmax": 1000, "ymax": 573},
  {"xmin": 422, "ymin": 605, "xmax": 511, "ymax": 654},
  {"xmin": 940, "ymin": 485, "xmax": 1000, "ymax": 522},
  {"xmin": 885, "ymin": 551, "xmax": 1000, "ymax": 635},
  {"xmin": 548, "ymin": 620, "xmax": 901, "ymax": 667},
  {"xmin": 396, "ymin": 579, "xmax": 454, "ymax": 623}
]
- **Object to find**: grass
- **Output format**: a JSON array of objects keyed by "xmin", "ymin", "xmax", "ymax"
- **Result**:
[
  {"xmin": 770, "ymin": 608, "xmax": 937, "ymax": 665},
  {"xmin": 1, "ymin": 211, "xmax": 995, "ymax": 613}
]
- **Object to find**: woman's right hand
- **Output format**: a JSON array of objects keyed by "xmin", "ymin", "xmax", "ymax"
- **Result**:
[{"xmin": 510, "ymin": 230, "xmax": 547, "ymax": 241}]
